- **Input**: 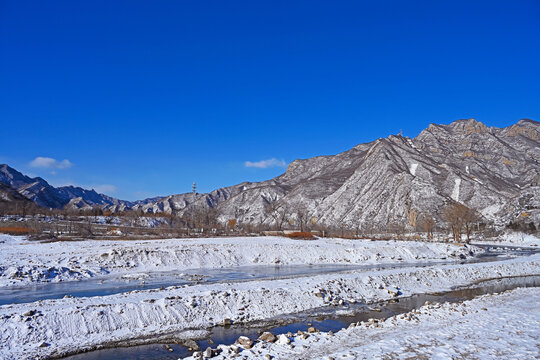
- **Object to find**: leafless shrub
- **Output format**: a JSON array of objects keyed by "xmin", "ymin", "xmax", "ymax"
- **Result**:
[{"xmin": 443, "ymin": 203, "xmax": 480, "ymax": 243}]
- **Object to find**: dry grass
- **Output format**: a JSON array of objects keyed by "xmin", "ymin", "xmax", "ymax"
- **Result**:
[
  {"xmin": 285, "ymin": 231, "xmax": 317, "ymax": 240},
  {"xmin": 0, "ymin": 226, "xmax": 34, "ymax": 235}
]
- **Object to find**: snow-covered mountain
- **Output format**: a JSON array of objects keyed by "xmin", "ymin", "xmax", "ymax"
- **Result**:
[
  {"xmin": 0, "ymin": 182, "xmax": 33, "ymax": 204},
  {"xmin": 1, "ymin": 119, "xmax": 539, "ymax": 229},
  {"xmin": 127, "ymin": 119, "xmax": 540, "ymax": 229},
  {"xmin": 0, "ymin": 164, "xmax": 155, "ymax": 211}
]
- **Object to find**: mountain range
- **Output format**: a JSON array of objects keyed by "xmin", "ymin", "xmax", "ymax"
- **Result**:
[
  {"xmin": 1, "ymin": 119, "xmax": 539, "ymax": 230},
  {"xmin": 0, "ymin": 164, "xmax": 158, "ymax": 211}
]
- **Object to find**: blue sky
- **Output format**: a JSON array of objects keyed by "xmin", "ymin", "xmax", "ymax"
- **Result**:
[{"xmin": 1, "ymin": 1, "xmax": 539, "ymax": 200}]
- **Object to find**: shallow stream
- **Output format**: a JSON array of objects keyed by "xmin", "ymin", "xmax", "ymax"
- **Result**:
[{"xmin": 61, "ymin": 275, "xmax": 540, "ymax": 360}]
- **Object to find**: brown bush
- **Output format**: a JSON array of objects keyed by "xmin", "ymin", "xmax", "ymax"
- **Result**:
[
  {"xmin": 285, "ymin": 231, "xmax": 316, "ymax": 240},
  {"xmin": 0, "ymin": 226, "xmax": 34, "ymax": 235}
]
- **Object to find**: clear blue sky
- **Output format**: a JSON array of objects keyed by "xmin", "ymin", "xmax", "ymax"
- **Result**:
[{"xmin": 1, "ymin": 1, "xmax": 539, "ymax": 200}]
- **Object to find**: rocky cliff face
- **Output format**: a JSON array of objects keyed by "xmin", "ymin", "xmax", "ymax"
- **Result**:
[
  {"xmin": 2, "ymin": 119, "xmax": 539, "ymax": 230},
  {"xmin": 130, "ymin": 119, "xmax": 539, "ymax": 230}
]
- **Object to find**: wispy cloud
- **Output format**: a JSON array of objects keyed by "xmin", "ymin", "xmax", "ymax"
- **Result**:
[
  {"xmin": 29, "ymin": 157, "xmax": 73, "ymax": 169},
  {"xmin": 245, "ymin": 158, "xmax": 287, "ymax": 169}
]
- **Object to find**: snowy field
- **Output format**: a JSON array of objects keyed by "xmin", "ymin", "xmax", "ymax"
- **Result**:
[
  {"xmin": 0, "ymin": 234, "xmax": 538, "ymax": 359},
  {"xmin": 473, "ymin": 232, "xmax": 540, "ymax": 247}
]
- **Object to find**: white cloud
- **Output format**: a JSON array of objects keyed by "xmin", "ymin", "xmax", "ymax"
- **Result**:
[
  {"xmin": 93, "ymin": 184, "xmax": 117, "ymax": 194},
  {"xmin": 245, "ymin": 158, "xmax": 287, "ymax": 169},
  {"xmin": 29, "ymin": 157, "xmax": 73, "ymax": 169}
]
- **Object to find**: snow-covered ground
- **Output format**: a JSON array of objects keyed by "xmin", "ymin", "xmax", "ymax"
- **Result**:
[
  {"xmin": 0, "ymin": 234, "xmax": 538, "ymax": 359},
  {"xmin": 191, "ymin": 287, "xmax": 540, "ymax": 359},
  {"xmin": 0, "ymin": 234, "xmax": 479, "ymax": 287},
  {"xmin": 473, "ymin": 231, "xmax": 540, "ymax": 247},
  {"xmin": 0, "ymin": 251, "xmax": 538, "ymax": 359}
]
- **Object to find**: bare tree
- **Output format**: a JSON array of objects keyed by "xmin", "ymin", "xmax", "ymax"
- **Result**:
[
  {"xmin": 419, "ymin": 214, "xmax": 435, "ymax": 241},
  {"xmin": 353, "ymin": 222, "xmax": 361, "ymax": 238},
  {"xmin": 388, "ymin": 222, "xmax": 405, "ymax": 239},
  {"xmin": 17, "ymin": 201, "xmax": 29, "ymax": 218},
  {"xmin": 292, "ymin": 205, "xmax": 311, "ymax": 232},
  {"xmin": 75, "ymin": 216, "xmax": 94, "ymax": 238},
  {"xmin": 443, "ymin": 203, "xmax": 479, "ymax": 243},
  {"xmin": 443, "ymin": 203, "xmax": 463, "ymax": 242},
  {"xmin": 193, "ymin": 206, "xmax": 219, "ymax": 232},
  {"xmin": 462, "ymin": 207, "xmax": 480, "ymax": 243},
  {"xmin": 265, "ymin": 200, "xmax": 290, "ymax": 231},
  {"xmin": 406, "ymin": 206, "xmax": 418, "ymax": 230},
  {"xmin": 169, "ymin": 207, "xmax": 181, "ymax": 230},
  {"xmin": 125, "ymin": 210, "xmax": 140, "ymax": 228},
  {"xmin": 227, "ymin": 219, "xmax": 237, "ymax": 232}
]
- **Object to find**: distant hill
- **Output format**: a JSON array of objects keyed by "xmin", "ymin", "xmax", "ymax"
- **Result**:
[{"xmin": 0, "ymin": 164, "xmax": 157, "ymax": 211}]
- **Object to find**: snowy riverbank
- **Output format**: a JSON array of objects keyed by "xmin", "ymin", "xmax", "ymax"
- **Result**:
[
  {"xmin": 0, "ymin": 251, "xmax": 538, "ymax": 359},
  {"xmin": 0, "ymin": 234, "xmax": 480, "ymax": 287},
  {"xmin": 473, "ymin": 232, "xmax": 540, "ymax": 247},
  {"xmin": 186, "ymin": 286, "xmax": 540, "ymax": 359}
]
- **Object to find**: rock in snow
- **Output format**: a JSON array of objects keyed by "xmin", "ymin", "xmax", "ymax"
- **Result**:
[
  {"xmin": 276, "ymin": 334, "xmax": 291, "ymax": 345},
  {"xmin": 258, "ymin": 332, "xmax": 277, "ymax": 342}
]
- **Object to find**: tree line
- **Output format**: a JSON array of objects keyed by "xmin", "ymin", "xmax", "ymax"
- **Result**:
[{"xmin": 0, "ymin": 196, "xmax": 536, "ymax": 242}]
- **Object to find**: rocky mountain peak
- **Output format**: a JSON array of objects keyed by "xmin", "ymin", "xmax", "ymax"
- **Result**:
[
  {"xmin": 0, "ymin": 164, "xmax": 134, "ymax": 209},
  {"xmin": 0, "ymin": 164, "xmax": 35, "ymax": 189},
  {"xmin": 446, "ymin": 118, "xmax": 489, "ymax": 135},
  {"xmin": 517, "ymin": 118, "xmax": 539, "ymax": 126},
  {"xmin": 504, "ymin": 119, "xmax": 540, "ymax": 140}
]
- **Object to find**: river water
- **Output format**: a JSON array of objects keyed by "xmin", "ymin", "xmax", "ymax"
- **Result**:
[{"xmin": 55, "ymin": 244, "xmax": 539, "ymax": 360}]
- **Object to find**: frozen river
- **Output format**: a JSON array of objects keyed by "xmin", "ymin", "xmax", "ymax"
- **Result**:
[{"xmin": 0, "ymin": 243, "xmax": 527, "ymax": 306}]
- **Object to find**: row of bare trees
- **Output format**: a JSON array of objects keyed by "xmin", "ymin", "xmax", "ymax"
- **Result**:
[
  {"xmin": 2, "ymin": 192, "xmax": 536, "ymax": 242},
  {"xmin": 264, "ymin": 200, "xmax": 314, "ymax": 232},
  {"xmin": 262, "ymin": 199, "xmax": 483, "ymax": 243},
  {"xmin": 0, "ymin": 199, "xmax": 42, "ymax": 218}
]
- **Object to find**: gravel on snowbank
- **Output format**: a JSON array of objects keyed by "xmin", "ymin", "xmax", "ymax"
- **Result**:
[{"xmin": 188, "ymin": 286, "xmax": 540, "ymax": 359}]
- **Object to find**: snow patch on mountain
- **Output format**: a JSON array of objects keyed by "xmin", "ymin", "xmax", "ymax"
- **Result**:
[
  {"xmin": 451, "ymin": 177, "xmax": 461, "ymax": 202},
  {"xmin": 409, "ymin": 163, "xmax": 418, "ymax": 176}
]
